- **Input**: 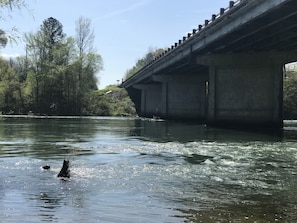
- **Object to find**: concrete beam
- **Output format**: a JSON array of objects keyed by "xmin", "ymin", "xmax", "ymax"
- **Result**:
[
  {"xmin": 197, "ymin": 52, "xmax": 297, "ymax": 66},
  {"xmin": 132, "ymin": 84, "xmax": 158, "ymax": 90},
  {"xmin": 152, "ymin": 75, "xmax": 171, "ymax": 83}
]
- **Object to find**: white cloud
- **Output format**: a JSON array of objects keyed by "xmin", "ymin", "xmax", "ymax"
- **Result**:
[{"xmin": 93, "ymin": 0, "xmax": 149, "ymax": 22}]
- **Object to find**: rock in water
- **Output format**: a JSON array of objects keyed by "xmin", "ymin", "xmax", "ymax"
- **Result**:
[
  {"xmin": 42, "ymin": 165, "xmax": 50, "ymax": 170},
  {"xmin": 57, "ymin": 160, "xmax": 70, "ymax": 178}
]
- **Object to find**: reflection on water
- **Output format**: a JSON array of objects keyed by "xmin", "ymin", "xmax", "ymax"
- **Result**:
[{"xmin": 0, "ymin": 116, "xmax": 297, "ymax": 222}]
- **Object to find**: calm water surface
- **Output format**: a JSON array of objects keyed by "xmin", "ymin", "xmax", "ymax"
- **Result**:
[{"xmin": 0, "ymin": 116, "xmax": 297, "ymax": 223}]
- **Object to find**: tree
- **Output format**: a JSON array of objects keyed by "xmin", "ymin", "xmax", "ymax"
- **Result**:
[
  {"xmin": 0, "ymin": 57, "xmax": 23, "ymax": 113},
  {"xmin": 40, "ymin": 17, "xmax": 65, "ymax": 62},
  {"xmin": 124, "ymin": 47, "xmax": 165, "ymax": 80},
  {"xmin": 22, "ymin": 17, "xmax": 103, "ymax": 115},
  {"xmin": 0, "ymin": 0, "xmax": 30, "ymax": 47},
  {"xmin": 0, "ymin": 15, "xmax": 106, "ymax": 116},
  {"xmin": 283, "ymin": 70, "xmax": 297, "ymax": 119},
  {"xmin": 0, "ymin": 0, "xmax": 27, "ymax": 15},
  {"xmin": 41, "ymin": 17, "xmax": 64, "ymax": 45},
  {"xmin": 82, "ymin": 85, "xmax": 136, "ymax": 116},
  {"xmin": 74, "ymin": 16, "xmax": 102, "ymax": 113},
  {"xmin": 75, "ymin": 16, "xmax": 95, "ymax": 56},
  {"xmin": 25, "ymin": 17, "xmax": 68, "ymax": 114},
  {"xmin": 0, "ymin": 29, "xmax": 7, "ymax": 48},
  {"xmin": 102, "ymin": 85, "xmax": 136, "ymax": 116}
]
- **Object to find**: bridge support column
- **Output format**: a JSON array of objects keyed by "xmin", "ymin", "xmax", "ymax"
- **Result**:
[
  {"xmin": 153, "ymin": 73, "xmax": 208, "ymax": 120},
  {"xmin": 197, "ymin": 52, "xmax": 287, "ymax": 129},
  {"xmin": 133, "ymin": 84, "xmax": 163, "ymax": 118}
]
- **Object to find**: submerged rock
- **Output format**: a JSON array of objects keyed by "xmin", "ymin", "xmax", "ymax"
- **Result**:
[
  {"xmin": 42, "ymin": 165, "xmax": 51, "ymax": 170},
  {"xmin": 184, "ymin": 154, "xmax": 213, "ymax": 164}
]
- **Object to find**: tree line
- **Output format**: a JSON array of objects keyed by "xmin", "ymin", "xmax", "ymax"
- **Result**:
[
  {"xmin": 0, "ymin": 17, "xmax": 104, "ymax": 115},
  {"xmin": 0, "ymin": 0, "xmax": 135, "ymax": 117}
]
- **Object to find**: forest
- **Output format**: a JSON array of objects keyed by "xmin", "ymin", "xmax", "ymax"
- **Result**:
[
  {"xmin": 0, "ymin": 16, "xmax": 99, "ymax": 115},
  {"xmin": 0, "ymin": 16, "xmax": 135, "ymax": 116}
]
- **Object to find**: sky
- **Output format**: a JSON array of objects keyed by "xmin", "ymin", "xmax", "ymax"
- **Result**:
[{"xmin": 0, "ymin": 0, "xmax": 230, "ymax": 89}]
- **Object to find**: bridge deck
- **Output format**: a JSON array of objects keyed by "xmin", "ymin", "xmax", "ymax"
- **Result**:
[{"xmin": 123, "ymin": 0, "xmax": 297, "ymax": 87}]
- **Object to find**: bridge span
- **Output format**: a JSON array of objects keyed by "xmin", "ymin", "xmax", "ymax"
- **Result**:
[{"xmin": 122, "ymin": 0, "xmax": 297, "ymax": 129}]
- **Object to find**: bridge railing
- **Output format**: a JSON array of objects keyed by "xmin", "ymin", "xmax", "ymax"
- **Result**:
[{"xmin": 123, "ymin": 0, "xmax": 248, "ymax": 85}]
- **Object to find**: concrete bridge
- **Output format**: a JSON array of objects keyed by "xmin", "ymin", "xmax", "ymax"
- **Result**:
[{"xmin": 121, "ymin": 0, "xmax": 297, "ymax": 129}]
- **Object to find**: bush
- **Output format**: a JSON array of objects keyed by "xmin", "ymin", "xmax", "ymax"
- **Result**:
[
  {"xmin": 82, "ymin": 85, "xmax": 136, "ymax": 117},
  {"xmin": 284, "ymin": 71, "xmax": 297, "ymax": 119}
]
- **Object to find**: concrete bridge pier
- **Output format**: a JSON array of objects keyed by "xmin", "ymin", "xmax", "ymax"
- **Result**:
[
  {"xmin": 153, "ymin": 73, "xmax": 208, "ymax": 120},
  {"xmin": 197, "ymin": 52, "xmax": 293, "ymax": 129},
  {"xmin": 130, "ymin": 73, "xmax": 208, "ymax": 120},
  {"xmin": 132, "ymin": 83, "xmax": 163, "ymax": 118}
]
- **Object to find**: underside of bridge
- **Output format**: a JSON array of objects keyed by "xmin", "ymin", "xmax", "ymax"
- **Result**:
[{"xmin": 123, "ymin": 0, "xmax": 297, "ymax": 129}]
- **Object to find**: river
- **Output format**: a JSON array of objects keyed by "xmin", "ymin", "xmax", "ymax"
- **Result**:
[{"xmin": 0, "ymin": 116, "xmax": 296, "ymax": 222}]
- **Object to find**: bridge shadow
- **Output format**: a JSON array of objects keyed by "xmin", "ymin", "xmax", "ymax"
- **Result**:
[{"xmin": 131, "ymin": 119, "xmax": 289, "ymax": 143}]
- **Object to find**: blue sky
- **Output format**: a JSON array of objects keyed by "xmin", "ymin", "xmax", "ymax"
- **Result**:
[{"xmin": 1, "ymin": 0, "xmax": 230, "ymax": 88}]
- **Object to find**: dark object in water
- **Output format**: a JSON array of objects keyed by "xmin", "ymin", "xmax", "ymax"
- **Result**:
[
  {"xmin": 184, "ymin": 154, "xmax": 213, "ymax": 164},
  {"xmin": 42, "ymin": 165, "xmax": 50, "ymax": 170},
  {"xmin": 57, "ymin": 160, "xmax": 70, "ymax": 178}
]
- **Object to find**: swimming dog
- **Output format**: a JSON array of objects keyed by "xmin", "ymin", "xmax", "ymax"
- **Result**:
[{"xmin": 57, "ymin": 160, "xmax": 70, "ymax": 178}]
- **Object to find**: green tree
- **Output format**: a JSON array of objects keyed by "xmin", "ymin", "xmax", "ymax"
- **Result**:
[
  {"xmin": 25, "ymin": 31, "xmax": 45, "ymax": 113},
  {"xmin": 74, "ymin": 16, "xmax": 103, "ymax": 114},
  {"xmin": 284, "ymin": 70, "xmax": 297, "ymax": 119},
  {"xmin": 0, "ymin": 0, "xmax": 27, "ymax": 17},
  {"xmin": 25, "ymin": 17, "xmax": 68, "ymax": 114},
  {"xmin": 41, "ymin": 17, "xmax": 64, "ymax": 45},
  {"xmin": 124, "ymin": 47, "xmax": 165, "ymax": 80},
  {"xmin": 0, "ymin": 14, "xmax": 105, "ymax": 116},
  {"xmin": 40, "ymin": 17, "xmax": 65, "ymax": 62},
  {"xmin": 9, "ymin": 56, "xmax": 29, "ymax": 110},
  {"xmin": 22, "ymin": 17, "xmax": 103, "ymax": 115},
  {"xmin": 99, "ymin": 85, "xmax": 136, "ymax": 116},
  {"xmin": 0, "ymin": 29, "xmax": 7, "ymax": 49},
  {"xmin": 0, "ymin": 57, "xmax": 23, "ymax": 113},
  {"xmin": 82, "ymin": 85, "xmax": 136, "ymax": 116},
  {"xmin": 0, "ymin": 0, "xmax": 30, "ymax": 46}
]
